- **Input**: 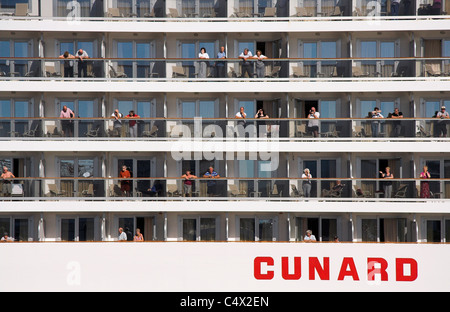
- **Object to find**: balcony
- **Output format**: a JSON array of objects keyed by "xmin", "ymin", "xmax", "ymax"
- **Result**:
[
  {"xmin": 0, "ymin": 117, "xmax": 448, "ymax": 141},
  {"xmin": 0, "ymin": 177, "xmax": 448, "ymax": 202}
]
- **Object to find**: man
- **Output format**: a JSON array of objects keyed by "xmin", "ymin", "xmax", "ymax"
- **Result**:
[
  {"xmin": 118, "ymin": 227, "xmax": 127, "ymax": 241},
  {"xmin": 390, "ymin": 107, "xmax": 403, "ymax": 137},
  {"xmin": 125, "ymin": 110, "xmax": 140, "ymax": 138},
  {"xmin": 215, "ymin": 46, "xmax": 227, "ymax": 78},
  {"xmin": 304, "ymin": 230, "xmax": 317, "ymax": 242},
  {"xmin": 75, "ymin": 49, "xmax": 89, "ymax": 78},
  {"xmin": 239, "ymin": 48, "xmax": 253, "ymax": 78},
  {"xmin": 391, "ymin": 0, "xmax": 400, "ymax": 16},
  {"xmin": 435, "ymin": 106, "xmax": 449, "ymax": 137},
  {"xmin": 58, "ymin": 51, "xmax": 75, "ymax": 77},
  {"xmin": 111, "ymin": 109, "xmax": 123, "ymax": 137},
  {"xmin": 1, "ymin": 232, "xmax": 13, "ymax": 242},
  {"xmin": 307, "ymin": 107, "xmax": 320, "ymax": 137},
  {"xmin": 203, "ymin": 167, "xmax": 220, "ymax": 197},
  {"xmin": 235, "ymin": 106, "xmax": 247, "ymax": 137},
  {"xmin": 371, "ymin": 107, "xmax": 384, "ymax": 137},
  {"xmin": 1, "ymin": 166, "xmax": 15, "ymax": 197},
  {"xmin": 253, "ymin": 50, "xmax": 267, "ymax": 78},
  {"xmin": 60, "ymin": 105, "xmax": 74, "ymax": 137}
]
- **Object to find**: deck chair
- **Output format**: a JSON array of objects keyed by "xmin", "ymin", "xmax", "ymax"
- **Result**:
[
  {"xmin": 290, "ymin": 184, "xmax": 303, "ymax": 197},
  {"xmin": 425, "ymin": 64, "xmax": 441, "ymax": 77},
  {"xmin": 232, "ymin": 8, "xmax": 251, "ymax": 17},
  {"xmin": 393, "ymin": 184, "xmax": 408, "ymax": 198},
  {"xmin": 296, "ymin": 123, "xmax": 309, "ymax": 137},
  {"xmin": 85, "ymin": 124, "xmax": 101, "ymax": 137},
  {"xmin": 142, "ymin": 125, "xmax": 158, "ymax": 137},
  {"xmin": 295, "ymin": 7, "xmax": 313, "ymax": 17},
  {"xmin": 172, "ymin": 66, "xmax": 187, "ymax": 78},
  {"xmin": 107, "ymin": 8, "xmax": 123, "ymax": 18},
  {"xmin": 330, "ymin": 6, "xmax": 343, "ymax": 16},
  {"xmin": 292, "ymin": 66, "xmax": 308, "ymax": 77},
  {"xmin": 168, "ymin": 8, "xmax": 185, "ymax": 18},
  {"xmin": 109, "ymin": 65, "xmax": 127, "ymax": 78},
  {"xmin": 167, "ymin": 184, "xmax": 181, "ymax": 197},
  {"xmin": 81, "ymin": 184, "xmax": 94, "ymax": 197},
  {"xmin": 23, "ymin": 121, "xmax": 40, "ymax": 137},
  {"xmin": 416, "ymin": 125, "xmax": 431, "ymax": 137},
  {"xmin": 353, "ymin": 185, "xmax": 370, "ymax": 198},
  {"xmin": 269, "ymin": 184, "xmax": 282, "ymax": 197},
  {"xmin": 265, "ymin": 66, "xmax": 281, "ymax": 78},
  {"xmin": 14, "ymin": 3, "xmax": 29, "ymax": 16},
  {"xmin": 352, "ymin": 66, "xmax": 370, "ymax": 77},
  {"xmin": 263, "ymin": 7, "xmax": 277, "ymax": 17},
  {"xmin": 47, "ymin": 184, "xmax": 66, "ymax": 197},
  {"xmin": 229, "ymin": 184, "xmax": 246, "ymax": 197},
  {"xmin": 45, "ymin": 65, "xmax": 62, "ymax": 78},
  {"xmin": 353, "ymin": 125, "xmax": 367, "ymax": 137}
]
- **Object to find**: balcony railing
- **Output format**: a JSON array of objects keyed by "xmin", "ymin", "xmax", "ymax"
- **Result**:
[
  {"xmin": 0, "ymin": 177, "xmax": 448, "ymax": 200},
  {"xmin": 0, "ymin": 117, "xmax": 448, "ymax": 140},
  {"xmin": 1, "ymin": 57, "xmax": 449, "ymax": 80},
  {"xmin": 1, "ymin": 1, "xmax": 450, "ymax": 19}
]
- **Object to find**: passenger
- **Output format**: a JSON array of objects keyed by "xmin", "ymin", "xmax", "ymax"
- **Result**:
[
  {"xmin": 239, "ymin": 48, "xmax": 253, "ymax": 78},
  {"xmin": 255, "ymin": 108, "xmax": 269, "ymax": 137},
  {"xmin": 215, "ymin": 46, "xmax": 227, "ymax": 78},
  {"xmin": 111, "ymin": 109, "xmax": 123, "ymax": 137},
  {"xmin": 58, "ymin": 51, "xmax": 75, "ymax": 77},
  {"xmin": 133, "ymin": 228, "xmax": 144, "ymax": 242},
  {"xmin": 307, "ymin": 107, "xmax": 320, "ymax": 137},
  {"xmin": 302, "ymin": 168, "xmax": 312, "ymax": 197},
  {"xmin": 390, "ymin": 107, "xmax": 403, "ymax": 137},
  {"xmin": 253, "ymin": 50, "xmax": 267, "ymax": 78},
  {"xmin": 379, "ymin": 167, "xmax": 394, "ymax": 198},
  {"xmin": 1, "ymin": 232, "xmax": 13, "ymax": 242},
  {"xmin": 370, "ymin": 107, "xmax": 384, "ymax": 137},
  {"xmin": 391, "ymin": 0, "xmax": 400, "ymax": 16},
  {"xmin": 304, "ymin": 230, "xmax": 317, "ymax": 242},
  {"xmin": 235, "ymin": 106, "xmax": 247, "ymax": 137},
  {"xmin": 198, "ymin": 47, "xmax": 210, "ymax": 78},
  {"xmin": 118, "ymin": 227, "xmax": 127, "ymax": 241},
  {"xmin": 60, "ymin": 105, "xmax": 74, "ymax": 137},
  {"xmin": 434, "ymin": 106, "xmax": 449, "ymax": 137},
  {"xmin": 203, "ymin": 166, "xmax": 220, "ymax": 197},
  {"xmin": 420, "ymin": 165, "xmax": 431, "ymax": 198},
  {"xmin": 75, "ymin": 49, "xmax": 89, "ymax": 78},
  {"xmin": 125, "ymin": 110, "xmax": 140, "ymax": 138},
  {"xmin": 181, "ymin": 170, "xmax": 197, "ymax": 197},
  {"xmin": 119, "ymin": 165, "xmax": 131, "ymax": 196},
  {"xmin": 1, "ymin": 166, "xmax": 15, "ymax": 197}
]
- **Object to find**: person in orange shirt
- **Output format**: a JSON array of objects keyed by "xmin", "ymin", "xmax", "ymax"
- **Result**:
[{"xmin": 119, "ymin": 165, "xmax": 131, "ymax": 196}]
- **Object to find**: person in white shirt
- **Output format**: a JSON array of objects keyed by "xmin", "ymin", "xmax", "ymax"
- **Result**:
[
  {"xmin": 371, "ymin": 107, "xmax": 384, "ymax": 137},
  {"xmin": 235, "ymin": 106, "xmax": 247, "ymax": 137},
  {"xmin": 118, "ymin": 227, "xmax": 127, "ymax": 241},
  {"xmin": 302, "ymin": 168, "xmax": 312, "ymax": 197},
  {"xmin": 239, "ymin": 48, "xmax": 253, "ymax": 78},
  {"xmin": 307, "ymin": 107, "xmax": 320, "ymax": 137},
  {"xmin": 198, "ymin": 47, "xmax": 210, "ymax": 78},
  {"xmin": 304, "ymin": 230, "xmax": 317, "ymax": 242},
  {"xmin": 76, "ymin": 49, "xmax": 89, "ymax": 77}
]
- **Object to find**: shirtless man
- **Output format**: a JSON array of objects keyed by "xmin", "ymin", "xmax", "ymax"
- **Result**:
[{"xmin": 1, "ymin": 166, "xmax": 15, "ymax": 197}]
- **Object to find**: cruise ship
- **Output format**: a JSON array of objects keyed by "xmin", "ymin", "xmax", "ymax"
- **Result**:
[{"xmin": 0, "ymin": 0, "xmax": 450, "ymax": 292}]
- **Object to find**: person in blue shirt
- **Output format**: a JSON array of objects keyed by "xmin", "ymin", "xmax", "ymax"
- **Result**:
[
  {"xmin": 215, "ymin": 46, "xmax": 226, "ymax": 78},
  {"xmin": 203, "ymin": 167, "xmax": 220, "ymax": 196}
]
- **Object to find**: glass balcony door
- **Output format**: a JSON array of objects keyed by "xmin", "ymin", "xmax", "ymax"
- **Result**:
[{"xmin": 115, "ymin": 41, "xmax": 155, "ymax": 78}]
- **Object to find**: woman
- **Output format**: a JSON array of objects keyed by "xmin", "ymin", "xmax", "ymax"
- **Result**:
[
  {"xmin": 420, "ymin": 166, "xmax": 431, "ymax": 198},
  {"xmin": 302, "ymin": 168, "xmax": 312, "ymax": 197},
  {"xmin": 198, "ymin": 47, "xmax": 209, "ymax": 78},
  {"xmin": 255, "ymin": 108, "xmax": 269, "ymax": 137},
  {"xmin": 379, "ymin": 167, "xmax": 394, "ymax": 198},
  {"xmin": 119, "ymin": 165, "xmax": 131, "ymax": 196},
  {"xmin": 181, "ymin": 170, "xmax": 197, "ymax": 197},
  {"xmin": 133, "ymin": 228, "xmax": 144, "ymax": 242}
]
